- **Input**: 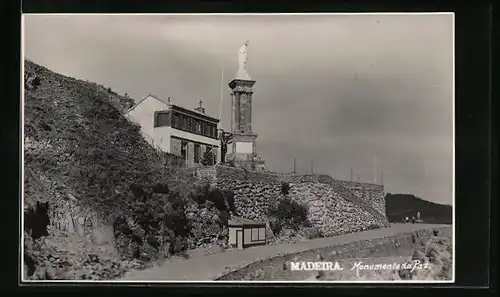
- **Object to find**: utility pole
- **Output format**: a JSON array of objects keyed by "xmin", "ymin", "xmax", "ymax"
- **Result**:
[
  {"xmin": 293, "ymin": 158, "xmax": 297, "ymax": 175},
  {"xmin": 217, "ymin": 67, "xmax": 225, "ymax": 165},
  {"xmin": 350, "ymin": 167, "xmax": 353, "ymax": 181},
  {"xmin": 310, "ymin": 159, "xmax": 314, "ymax": 174},
  {"xmin": 381, "ymin": 172, "xmax": 384, "ymax": 186},
  {"xmin": 218, "ymin": 67, "xmax": 224, "ymax": 121},
  {"xmin": 357, "ymin": 174, "xmax": 360, "ymax": 181}
]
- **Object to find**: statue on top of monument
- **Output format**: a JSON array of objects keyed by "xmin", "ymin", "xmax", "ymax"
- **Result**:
[
  {"xmin": 236, "ymin": 40, "xmax": 251, "ymax": 80},
  {"xmin": 238, "ymin": 40, "xmax": 249, "ymax": 70}
]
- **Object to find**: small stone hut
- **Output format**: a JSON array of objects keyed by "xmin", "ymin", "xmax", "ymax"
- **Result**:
[{"xmin": 228, "ymin": 216, "xmax": 267, "ymax": 249}]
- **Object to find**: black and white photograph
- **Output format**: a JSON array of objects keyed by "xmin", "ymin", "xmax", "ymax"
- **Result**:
[{"xmin": 22, "ymin": 13, "xmax": 454, "ymax": 283}]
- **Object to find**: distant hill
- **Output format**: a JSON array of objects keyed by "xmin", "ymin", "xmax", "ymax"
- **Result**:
[{"xmin": 385, "ymin": 193, "xmax": 452, "ymax": 224}]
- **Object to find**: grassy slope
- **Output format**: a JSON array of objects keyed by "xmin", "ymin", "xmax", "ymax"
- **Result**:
[
  {"xmin": 385, "ymin": 193, "xmax": 452, "ymax": 224},
  {"xmin": 23, "ymin": 60, "xmax": 217, "ymax": 280},
  {"xmin": 24, "ymin": 59, "xmax": 184, "ymax": 218}
]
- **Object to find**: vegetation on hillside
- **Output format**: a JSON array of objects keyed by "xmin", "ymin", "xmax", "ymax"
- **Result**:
[
  {"xmin": 385, "ymin": 193, "xmax": 452, "ymax": 224},
  {"xmin": 200, "ymin": 149, "xmax": 217, "ymax": 166},
  {"xmin": 23, "ymin": 60, "xmax": 235, "ymax": 280},
  {"xmin": 113, "ymin": 182, "xmax": 236, "ymax": 261},
  {"xmin": 267, "ymin": 182, "xmax": 310, "ymax": 237}
]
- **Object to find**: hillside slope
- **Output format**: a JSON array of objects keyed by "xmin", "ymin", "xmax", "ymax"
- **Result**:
[
  {"xmin": 385, "ymin": 193, "xmax": 452, "ymax": 224},
  {"xmin": 23, "ymin": 60, "xmax": 233, "ymax": 280},
  {"xmin": 24, "ymin": 59, "xmax": 179, "ymax": 221}
]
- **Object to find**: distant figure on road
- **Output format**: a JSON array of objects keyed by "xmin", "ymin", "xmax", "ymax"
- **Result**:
[{"xmin": 415, "ymin": 212, "xmax": 422, "ymax": 223}]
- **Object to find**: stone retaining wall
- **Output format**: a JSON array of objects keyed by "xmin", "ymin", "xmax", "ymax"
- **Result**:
[
  {"xmin": 215, "ymin": 179, "xmax": 281, "ymax": 221},
  {"xmin": 287, "ymin": 182, "xmax": 382, "ymax": 236},
  {"xmin": 337, "ymin": 180, "xmax": 386, "ymax": 217},
  {"xmin": 196, "ymin": 165, "xmax": 389, "ymax": 236}
]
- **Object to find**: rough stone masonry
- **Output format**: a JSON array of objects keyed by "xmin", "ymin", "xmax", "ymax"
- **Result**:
[{"xmin": 196, "ymin": 165, "xmax": 389, "ymax": 237}]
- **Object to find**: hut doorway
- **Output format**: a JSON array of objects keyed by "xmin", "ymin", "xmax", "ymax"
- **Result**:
[{"xmin": 236, "ymin": 230, "xmax": 243, "ymax": 250}]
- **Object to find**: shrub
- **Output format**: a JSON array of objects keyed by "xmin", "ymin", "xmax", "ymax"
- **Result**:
[
  {"xmin": 366, "ymin": 224, "xmax": 380, "ymax": 230},
  {"xmin": 306, "ymin": 227, "xmax": 324, "ymax": 239},
  {"xmin": 267, "ymin": 197, "xmax": 309, "ymax": 232},
  {"xmin": 217, "ymin": 211, "xmax": 230, "ymax": 228},
  {"xmin": 280, "ymin": 182, "xmax": 290, "ymax": 196},
  {"xmin": 206, "ymin": 188, "xmax": 228, "ymax": 212},
  {"xmin": 170, "ymin": 236, "xmax": 186, "ymax": 254},
  {"xmin": 222, "ymin": 189, "xmax": 236, "ymax": 214},
  {"xmin": 190, "ymin": 185, "xmax": 236, "ymax": 214},
  {"xmin": 200, "ymin": 149, "xmax": 216, "ymax": 166},
  {"xmin": 190, "ymin": 183, "xmax": 210, "ymax": 205},
  {"xmin": 165, "ymin": 208, "xmax": 191, "ymax": 238},
  {"xmin": 269, "ymin": 219, "xmax": 283, "ymax": 235},
  {"xmin": 112, "ymin": 182, "xmax": 196, "ymax": 260},
  {"xmin": 153, "ymin": 183, "xmax": 170, "ymax": 194}
]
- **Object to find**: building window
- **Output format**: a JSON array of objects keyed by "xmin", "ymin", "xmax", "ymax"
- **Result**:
[
  {"xmin": 204, "ymin": 124, "xmax": 208, "ymax": 137},
  {"xmin": 172, "ymin": 113, "xmax": 181, "ymax": 129},
  {"xmin": 251, "ymin": 228, "xmax": 259, "ymax": 241},
  {"xmin": 194, "ymin": 144, "xmax": 201, "ymax": 163},
  {"xmin": 208, "ymin": 124, "xmax": 216, "ymax": 138},
  {"xmin": 182, "ymin": 116, "xmax": 188, "ymax": 130},
  {"xmin": 171, "ymin": 110, "xmax": 218, "ymax": 139},
  {"xmin": 195, "ymin": 120, "xmax": 202, "ymax": 134},
  {"xmin": 191, "ymin": 118, "xmax": 196, "ymax": 133},
  {"xmin": 181, "ymin": 140, "xmax": 188, "ymax": 161},
  {"xmin": 154, "ymin": 111, "xmax": 170, "ymax": 127}
]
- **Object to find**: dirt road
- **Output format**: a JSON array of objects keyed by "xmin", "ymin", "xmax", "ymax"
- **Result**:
[{"xmin": 120, "ymin": 223, "xmax": 450, "ymax": 281}]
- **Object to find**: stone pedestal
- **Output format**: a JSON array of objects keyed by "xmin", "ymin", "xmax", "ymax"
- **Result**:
[{"xmin": 230, "ymin": 132, "xmax": 257, "ymax": 162}]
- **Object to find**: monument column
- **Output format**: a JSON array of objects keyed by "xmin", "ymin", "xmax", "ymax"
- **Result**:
[
  {"xmin": 230, "ymin": 93, "xmax": 235, "ymax": 132},
  {"xmin": 227, "ymin": 40, "xmax": 265, "ymax": 169},
  {"xmin": 229, "ymin": 79, "xmax": 258, "ymax": 163}
]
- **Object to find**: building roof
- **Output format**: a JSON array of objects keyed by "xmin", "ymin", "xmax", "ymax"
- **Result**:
[
  {"xmin": 171, "ymin": 104, "xmax": 219, "ymax": 123},
  {"xmin": 228, "ymin": 216, "xmax": 265, "ymax": 226},
  {"xmin": 126, "ymin": 93, "xmax": 219, "ymax": 123},
  {"xmin": 125, "ymin": 93, "xmax": 168, "ymax": 115}
]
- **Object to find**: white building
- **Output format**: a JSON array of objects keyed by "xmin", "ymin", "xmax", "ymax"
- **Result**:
[
  {"xmin": 125, "ymin": 94, "xmax": 220, "ymax": 167},
  {"xmin": 228, "ymin": 216, "xmax": 267, "ymax": 249}
]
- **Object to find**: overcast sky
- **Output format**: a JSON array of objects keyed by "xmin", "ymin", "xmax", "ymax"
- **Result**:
[{"xmin": 23, "ymin": 14, "xmax": 454, "ymax": 205}]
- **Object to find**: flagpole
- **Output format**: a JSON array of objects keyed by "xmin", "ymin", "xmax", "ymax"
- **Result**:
[
  {"xmin": 218, "ymin": 67, "xmax": 224, "ymax": 126},
  {"xmin": 217, "ymin": 67, "xmax": 225, "ymax": 164}
]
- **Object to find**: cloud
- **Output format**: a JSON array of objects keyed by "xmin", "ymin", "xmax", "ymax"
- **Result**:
[{"xmin": 23, "ymin": 13, "xmax": 454, "ymax": 204}]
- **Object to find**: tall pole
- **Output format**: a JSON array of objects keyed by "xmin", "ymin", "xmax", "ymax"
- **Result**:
[
  {"xmin": 218, "ymin": 67, "xmax": 225, "ymax": 164},
  {"xmin": 218, "ymin": 68, "xmax": 224, "ymax": 125},
  {"xmin": 373, "ymin": 151, "xmax": 377, "ymax": 184},
  {"xmin": 350, "ymin": 167, "xmax": 353, "ymax": 181},
  {"xmin": 357, "ymin": 174, "xmax": 360, "ymax": 181},
  {"xmin": 293, "ymin": 158, "xmax": 297, "ymax": 174},
  {"xmin": 310, "ymin": 159, "xmax": 314, "ymax": 174},
  {"xmin": 381, "ymin": 172, "xmax": 384, "ymax": 186}
]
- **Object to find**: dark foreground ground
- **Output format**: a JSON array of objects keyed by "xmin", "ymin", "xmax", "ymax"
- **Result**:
[{"xmin": 120, "ymin": 223, "xmax": 451, "ymax": 281}]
